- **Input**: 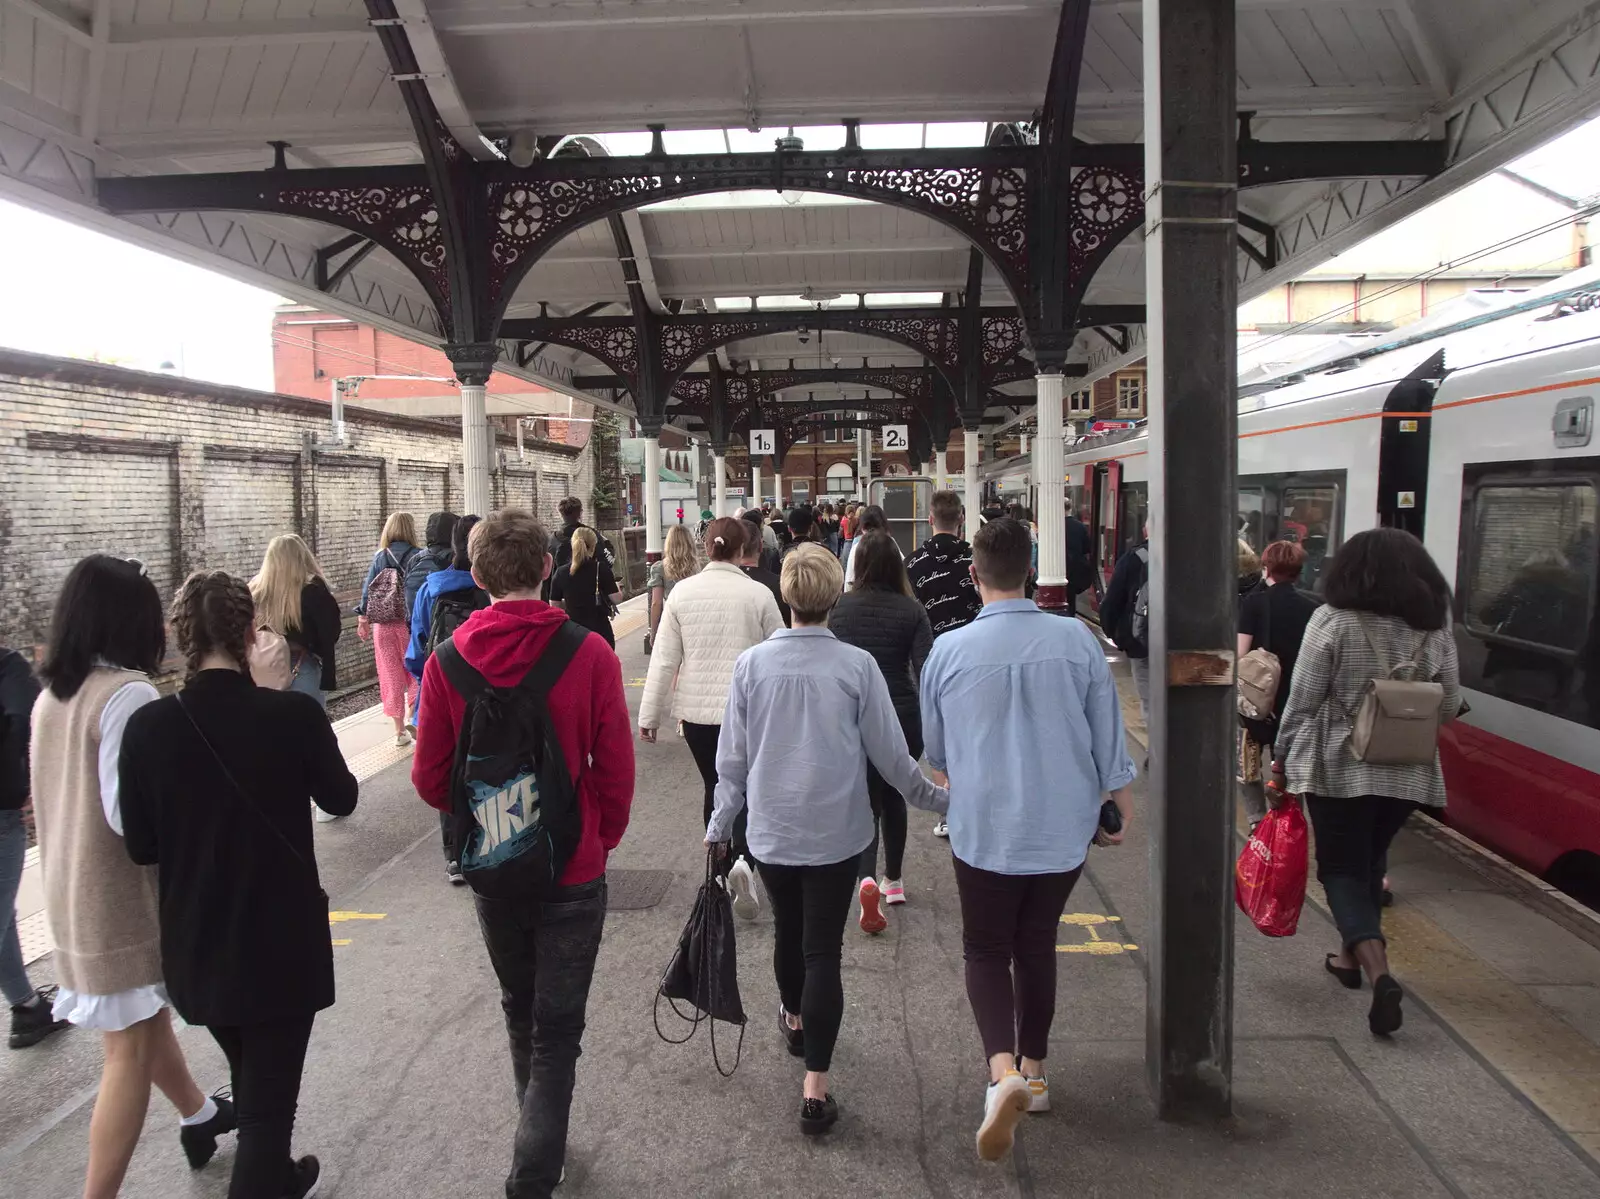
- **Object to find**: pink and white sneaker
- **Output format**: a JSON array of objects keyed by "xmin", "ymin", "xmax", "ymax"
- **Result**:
[
  {"xmin": 881, "ymin": 878, "xmax": 906, "ymax": 905},
  {"xmin": 858, "ymin": 878, "xmax": 887, "ymax": 934}
]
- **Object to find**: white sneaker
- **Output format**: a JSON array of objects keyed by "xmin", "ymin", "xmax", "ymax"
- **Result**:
[
  {"xmin": 932, "ymin": 820, "xmax": 949, "ymax": 839},
  {"xmin": 976, "ymin": 1071, "xmax": 1031, "ymax": 1161},
  {"xmin": 1025, "ymin": 1075, "xmax": 1049, "ymax": 1113},
  {"xmin": 312, "ymin": 800, "xmax": 341, "ymax": 824},
  {"xmin": 727, "ymin": 857, "xmax": 760, "ymax": 920}
]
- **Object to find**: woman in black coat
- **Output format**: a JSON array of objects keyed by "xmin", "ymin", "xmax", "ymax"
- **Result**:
[
  {"xmin": 828, "ymin": 531, "xmax": 933, "ymax": 932},
  {"xmin": 120, "ymin": 571, "xmax": 357, "ymax": 1199}
]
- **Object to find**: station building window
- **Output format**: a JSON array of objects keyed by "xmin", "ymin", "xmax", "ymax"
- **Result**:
[
  {"xmin": 1116, "ymin": 373, "xmax": 1146, "ymax": 418},
  {"xmin": 1069, "ymin": 388, "xmax": 1093, "ymax": 417}
]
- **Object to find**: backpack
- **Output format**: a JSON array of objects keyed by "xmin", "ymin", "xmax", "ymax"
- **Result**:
[
  {"xmin": 405, "ymin": 547, "xmax": 451, "ymax": 617},
  {"xmin": 248, "ymin": 627, "xmax": 293, "ymax": 690},
  {"xmin": 1129, "ymin": 546, "xmax": 1151, "ymax": 646},
  {"xmin": 427, "ymin": 586, "xmax": 491, "ymax": 658},
  {"xmin": 1344, "ymin": 617, "xmax": 1446, "ymax": 766},
  {"xmin": 1237, "ymin": 591, "xmax": 1283, "ymax": 722},
  {"xmin": 434, "ymin": 621, "xmax": 590, "ymax": 898},
  {"xmin": 366, "ymin": 548, "xmax": 415, "ymax": 625}
]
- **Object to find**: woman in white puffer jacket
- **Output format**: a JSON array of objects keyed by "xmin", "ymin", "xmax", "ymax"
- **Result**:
[{"xmin": 640, "ymin": 517, "xmax": 783, "ymax": 876}]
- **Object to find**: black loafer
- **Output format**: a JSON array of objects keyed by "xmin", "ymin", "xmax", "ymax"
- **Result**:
[
  {"xmin": 779, "ymin": 1006, "xmax": 804, "ymax": 1058},
  {"xmin": 800, "ymin": 1094, "xmax": 838, "ymax": 1136},
  {"xmin": 1325, "ymin": 953, "xmax": 1362, "ymax": 990},
  {"xmin": 179, "ymin": 1093, "xmax": 236, "ymax": 1169},
  {"xmin": 1369, "ymin": 975, "xmax": 1404, "ymax": 1037}
]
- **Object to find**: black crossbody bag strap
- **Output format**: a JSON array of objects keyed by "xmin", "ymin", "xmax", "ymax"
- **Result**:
[{"xmin": 176, "ymin": 694, "xmax": 322, "ymax": 890}]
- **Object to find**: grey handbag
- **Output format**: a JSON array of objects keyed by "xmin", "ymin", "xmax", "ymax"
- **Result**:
[{"xmin": 1346, "ymin": 617, "xmax": 1445, "ymax": 765}]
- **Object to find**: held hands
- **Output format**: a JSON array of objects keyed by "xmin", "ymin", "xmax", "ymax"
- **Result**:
[
  {"xmin": 930, "ymin": 768, "xmax": 949, "ymax": 788},
  {"xmin": 639, "ymin": 726, "xmax": 657, "ymax": 743}
]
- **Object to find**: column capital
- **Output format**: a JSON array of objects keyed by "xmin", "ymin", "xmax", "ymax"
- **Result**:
[
  {"xmin": 445, "ymin": 342, "xmax": 501, "ymax": 387},
  {"xmin": 636, "ymin": 414, "xmax": 666, "ymax": 438}
]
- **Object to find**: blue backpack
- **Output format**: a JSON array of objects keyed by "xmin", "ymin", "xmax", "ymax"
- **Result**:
[{"xmin": 434, "ymin": 621, "xmax": 588, "ymax": 898}]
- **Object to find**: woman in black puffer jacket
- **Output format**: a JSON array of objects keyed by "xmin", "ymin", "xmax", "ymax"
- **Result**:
[{"xmin": 829, "ymin": 531, "xmax": 933, "ymax": 933}]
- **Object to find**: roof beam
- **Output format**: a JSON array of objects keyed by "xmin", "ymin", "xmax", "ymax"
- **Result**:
[
  {"xmin": 103, "ymin": 17, "xmax": 374, "ymax": 49},
  {"xmin": 1393, "ymin": 0, "xmax": 1454, "ymax": 102},
  {"xmin": 391, "ymin": 0, "xmax": 493, "ymax": 162},
  {"xmin": 3, "ymin": 0, "xmax": 91, "ymax": 46}
]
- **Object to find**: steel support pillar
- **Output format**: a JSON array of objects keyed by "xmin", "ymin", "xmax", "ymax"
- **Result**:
[
  {"xmin": 963, "ymin": 430, "xmax": 980, "ymax": 532},
  {"xmin": 934, "ymin": 448, "xmax": 948, "ymax": 490},
  {"xmin": 1143, "ymin": 0, "xmax": 1237, "ymax": 1120},
  {"xmin": 1034, "ymin": 372, "xmax": 1068, "ymax": 611},
  {"xmin": 643, "ymin": 434, "xmax": 663, "ymax": 562},
  {"xmin": 714, "ymin": 452, "xmax": 728, "ymax": 517}
]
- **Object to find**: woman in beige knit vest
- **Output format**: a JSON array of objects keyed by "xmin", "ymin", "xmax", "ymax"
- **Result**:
[{"xmin": 30, "ymin": 555, "xmax": 234, "ymax": 1199}]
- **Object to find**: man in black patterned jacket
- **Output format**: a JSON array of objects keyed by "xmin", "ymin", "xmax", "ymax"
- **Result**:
[{"xmin": 907, "ymin": 490, "xmax": 984, "ymax": 639}]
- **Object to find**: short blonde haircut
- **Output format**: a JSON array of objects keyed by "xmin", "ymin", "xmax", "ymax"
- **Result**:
[
  {"xmin": 1238, "ymin": 538, "xmax": 1261, "ymax": 580},
  {"xmin": 469, "ymin": 509, "xmax": 551, "ymax": 598},
  {"xmin": 380, "ymin": 512, "xmax": 419, "ymax": 548},
  {"xmin": 781, "ymin": 542, "xmax": 844, "ymax": 622}
]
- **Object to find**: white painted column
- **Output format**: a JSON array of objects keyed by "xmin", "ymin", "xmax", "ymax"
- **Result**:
[
  {"xmin": 857, "ymin": 420, "xmax": 870, "ymax": 501},
  {"xmin": 774, "ymin": 471, "xmax": 784, "ymax": 509},
  {"xmin": 643, "ymin": 434, "xmax": 663, "ymax": 559},
  {"xmin": 1035, "ymin": 371, "xmax": 1067, "ymax": 610},
  {"xmin": 461, "ymin": 382, "xmax": 492, "ymax": 517},
  {"xmin": 1021, "ymin": 433, "xmax": 1031, "ymax": 457},
  {"xmin": 751, "ymin": 458, "xmax": 762, "ymax": 510},
  {"xmin": 963, "ymin": 429, "xmax": 980, "ymax": 525},
  {"xmin": 713, "ymin": 451, "xmax": 728, "ymax": 517},
  {"xmin": 934, "ymin": 448, "xmax": 948, "ymax": 490}
]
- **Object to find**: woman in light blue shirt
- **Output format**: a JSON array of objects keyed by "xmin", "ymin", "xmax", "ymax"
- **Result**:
[{"xmin": 708, "ymin": 544, "xmax": 944, "ymax": 1138}]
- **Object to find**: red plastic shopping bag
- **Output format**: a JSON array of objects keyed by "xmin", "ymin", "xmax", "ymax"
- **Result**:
[{"xmin": 1234, "ymin": 795, "xmax": 1309, "ymax": 937}]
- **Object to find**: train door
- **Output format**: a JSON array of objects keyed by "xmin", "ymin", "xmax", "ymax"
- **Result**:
[{"xmin": 1097, "ymin": 460, "xmax": 1122, "ymax": 590}]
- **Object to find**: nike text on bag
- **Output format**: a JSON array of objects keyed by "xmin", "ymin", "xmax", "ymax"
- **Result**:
[
  {"xmin": 427, "ymin": 587, "xmax": 491, "ymax": 658},
  {"xmin": 1346, "ymin": 619, "xmax": 1445, "ymax": 766},
  {"xmin": 1130, "ymin": 546, "xmax": 1151, "ymax": 646},
  {"xmin": 1237, "ymin": 648, "xmax": 1282, "ymax": 720},
  {"xmin": 435, "ymin": 621, "xmax": 588, "ymax": 898},
  {"xmin": 366, "ymin": 548, "xmax": 414, "ymax": 625},
  {"xmin": 248, "ymin": 627, "xmax": 293, "ymax": 690}
]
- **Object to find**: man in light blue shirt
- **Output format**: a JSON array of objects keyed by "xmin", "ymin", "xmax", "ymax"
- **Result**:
[{"xmin": 920, "ymin": 518, "xmax": 1136, "ymax": 1164}]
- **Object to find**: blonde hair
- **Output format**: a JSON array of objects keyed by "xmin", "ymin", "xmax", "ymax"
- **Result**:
[
  {"xmin": 250, "ymin": 534, "xmax": 324, "ymax": 634},
  {"xmin": 781, "ymin": 543, "xmax": 844, "ymax": 622},
  {"xmin": 1238, "ymin": 539, "xmax": 1261, "ymax": 580},
  {"xmin": 469, "ymin": 509, "xmax": 551, "ymax": 597},
  {"xmin": 381, "ymin": 512, "xmax": 419, "ymax": 548},
  {"xmin": 663, "ymin": 525, "xmax": 698, "ymax": 583},
  {"xmin": 570, "ymin": 526, "xmax": 597, "ymax": 571}
]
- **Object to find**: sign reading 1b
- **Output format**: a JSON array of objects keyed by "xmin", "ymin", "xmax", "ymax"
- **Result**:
[
  {"xmin": 880, "ymin": 424, "xmax": 908, "ymax": 451},
  {"xmin": 749, "ymin": 429, "xmax": 775, "ymax": 456}
]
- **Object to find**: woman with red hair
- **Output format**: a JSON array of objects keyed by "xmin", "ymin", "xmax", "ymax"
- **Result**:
[{"xmin": 1236, "ymin": 540, "xmax": 1321, "ymax": 826}]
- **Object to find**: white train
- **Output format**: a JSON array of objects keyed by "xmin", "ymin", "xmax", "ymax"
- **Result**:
[{"xmin": 990, "ymin": 275, "xmax": 1600, "ymax": 901}]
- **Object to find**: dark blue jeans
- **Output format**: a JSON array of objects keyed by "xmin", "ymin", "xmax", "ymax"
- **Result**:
[
  {"xmin": 1304, "ymin": 794, "xmax": 1416, "ymax": 950},
  {"xmin": 0, "ymin": 809, "xmax": 33, "ymax": 1006},
  {"xmin": 474, "ymin": 877, "xmax": 607, "ymax": 1199}
]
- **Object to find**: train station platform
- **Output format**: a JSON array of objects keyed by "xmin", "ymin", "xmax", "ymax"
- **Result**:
[{"xmin": 3, "ymin": 618, "xmax": 1599, "ymax": 1198}]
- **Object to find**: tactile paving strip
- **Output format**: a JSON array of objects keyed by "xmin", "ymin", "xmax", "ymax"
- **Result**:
[{"xmin": 343, "ymin": 738, "xmax": 415, "ymax": 784}]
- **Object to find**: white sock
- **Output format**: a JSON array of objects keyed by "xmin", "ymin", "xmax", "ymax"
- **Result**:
[{"xmin": 180, "ymin": 1096, "xmax": 218, "ymax": 1127}]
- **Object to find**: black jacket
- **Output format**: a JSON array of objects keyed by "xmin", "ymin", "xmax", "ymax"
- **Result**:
[
  {"xmin": 828, "ymin": 587, "xmax": 932, "ymax": 723},
  {"xmin": 545, "ymin": 522, "xmax": 616, "ymax": 601},
  {"xmin": 1067, "ymin": 517, "xmax": 1094, "ymax": 594},
  {"xmin": 742, "ymin": 565, "xmax": 790, "ymax": 627},
  {"xmin": 120, "ymin": 670, "xmax": 358, "ymax": 1027},
  {"xmin": 906, "ymin": 533, "xmax": 982, "ymax": 637},
  {"xmin": 287, "ymin": 578, "xmax": 343, "ymax": 690},
  {"xmin": 1100, "ymin": 540, "xmax": 1148, "ymax": 658},
  {"xmin": 0, "ymin": 647, "xmax": 38, "ymax": 810}
]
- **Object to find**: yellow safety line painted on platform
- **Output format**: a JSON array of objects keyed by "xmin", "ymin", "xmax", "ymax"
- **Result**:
[
  {"xmin": 1057, "ymin": 912, "xmax": 1139, "ymax": 954},
  {"xmin": 627, "ymin": 677, "xmax": 647, "ymax": 687},
  {"xmin": 328, "ymin": 911, "xmax": 387, "ymax": 923},
  {"xmin": 332, "ymin": 939, "xmax": 352, "ymax": 947}
]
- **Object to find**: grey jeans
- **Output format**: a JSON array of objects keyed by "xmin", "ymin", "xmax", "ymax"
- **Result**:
[
  {"xmin": 0, "ymin": 809, "xmax": 34, "ymax": 1006},
  {"xmin": 474, "ymin": 877, "xmax": 608, "ymax": 1199},
  {"xmin": 1129, "ymin": 655, "xmax": 1151, "ymax": 725}
]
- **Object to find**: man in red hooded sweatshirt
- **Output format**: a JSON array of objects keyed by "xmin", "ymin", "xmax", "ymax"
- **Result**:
[{"xmin": 412, "ymin": 508, "xmax": 634, "ymax": 1199}]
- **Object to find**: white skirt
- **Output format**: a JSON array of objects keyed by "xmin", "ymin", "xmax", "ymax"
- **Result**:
[{"xmin": 52, "ymin": 983, "xmax": 170, "ymax": 1032}]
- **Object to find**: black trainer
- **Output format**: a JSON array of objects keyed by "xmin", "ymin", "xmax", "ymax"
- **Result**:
[
  {"xmin": 8, "ymin": 985, "xmax": 69, "ymax": 1049},
  {"xmin": 1369, "ymin": 975, "xmax": 1404, "ymax": 1037},
  {"xmin": 446, "ymin": 860, "xmax": 466, "ymax": 886},
  {"xmin": 285, "ymin": 1154, "xmax": 321, "ymax": 1198},
  {"xmin": 180, "ymin": 1090, "xmax": 237, "ymax": 1169},
  {"xmin": 800, "ymin": 1094, "xmax": 838, "ymax": 1136}
]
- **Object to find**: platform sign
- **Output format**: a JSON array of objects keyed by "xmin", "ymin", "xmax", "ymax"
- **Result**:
[
  {"xmin": 880, "ymin": 424, "xmax": 909, "ymax": 451},
  {"xmin": 749, "ymin": 428, "xmax": 775, "ymax": 456}
]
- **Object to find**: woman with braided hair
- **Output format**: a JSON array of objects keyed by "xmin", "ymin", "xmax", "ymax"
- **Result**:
[{"xmin": 119, "ymin": 570, "xmax": 357, "ymax": 1199}]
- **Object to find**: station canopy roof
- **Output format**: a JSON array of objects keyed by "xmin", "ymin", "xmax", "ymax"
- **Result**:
[{"xmin": 3, "ymin": 0, "xmax": 1600, "ymax": 430}]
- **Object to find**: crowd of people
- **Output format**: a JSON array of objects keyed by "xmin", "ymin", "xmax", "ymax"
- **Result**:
[{"xmin": 0, "ymin": 481, "xmax": 1467, "ymax": 1196}]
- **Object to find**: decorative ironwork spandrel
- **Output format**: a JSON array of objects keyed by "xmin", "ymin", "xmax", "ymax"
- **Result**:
[
  {"xmin": 278, "ymin": 184, "xmax": 451, "ymax": 316},
  {"xmin": 980, "ymin": 315, "xmax": 1026, "ymax": 367},
  {"xmin": 1067, "ymin": 167, "xmax": 1142, "ymax": 284}
]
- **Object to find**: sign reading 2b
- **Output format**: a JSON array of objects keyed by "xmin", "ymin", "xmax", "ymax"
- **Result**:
[
  {"xmin": 749, "ymin": 429, "xmax": 775, "ymax": 456},
  {"xmin": 880, "ymin": 424, "xmax": 909, "ymax": 451}
]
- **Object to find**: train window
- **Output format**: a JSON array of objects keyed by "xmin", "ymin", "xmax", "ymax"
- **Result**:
[
  {"xmin": 1457, "ymin": 465, "xmax": 1600, "ymax": 725},
  {"xmin": 1238, "ymin": 487, "xmax": 1266, "ymax": 552},
  {"xmin": 1236, "ymin": 471, "xmax": 1344, "ymax": 592},
  {"xmin": 1118, "ymin": 484, "xmax": 1148, "ymax": 559}
]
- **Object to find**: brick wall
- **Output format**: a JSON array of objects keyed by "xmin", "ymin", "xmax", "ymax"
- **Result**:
[{"xmin": 0, "ymin": 349, "xmax": 591, "ymax": 690}]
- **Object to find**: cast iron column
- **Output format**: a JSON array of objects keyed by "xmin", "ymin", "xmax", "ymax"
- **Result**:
[
  {"xmin": 448, "ymin": 344, "xmax": 499, "ymax": 518},
  {"xmin": 774, "ymin": 470, "xmax": 785, "ymax": 509},
  {"xmin": 857, "ymin": 420, "xmax": 870, "ymax": 502},
  {"xmin": 751, "ymin": 457, "xmax": 763, "ymax": 510},
  {"xmin": 934, "ymin": 448, "xmax": 948, "ymax": 490},
  {"xmin": 713, "ymin": 445, "xmax": 729, "ymax": 517},
  {"xmin": 1034, "ymin": 371, "xmax": 1068, "ymax": 609},
  {"xmin": 963, "ymin": 429, "xmax": 980, "ymax": 529},
  {"xmin": 641, "ymin": 420, "xmax": 663, "ymax": 562},
  {"xmin": 1143, "ymin": 0, "xmax": 1238, "ymax": 1119}
]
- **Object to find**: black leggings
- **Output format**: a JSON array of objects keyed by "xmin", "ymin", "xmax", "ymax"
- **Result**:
[
  {"xmin": 683, "ymin": 721, "xmax": 748, "ymax": 862},
  {"xmin": 858, "ymin": 715, "xmax": 921, "ymax": 882},
  {"xmin": 208, "ymin": 1015, "xmax": 315, "ymax": 1199},
  {"xmin": 952, "ymin": 856, "xmax": 1083, "ymax": 1061},
  {"xmin": 754, "ymin": 856, "xmax": 859, "ymax": 1072}
]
